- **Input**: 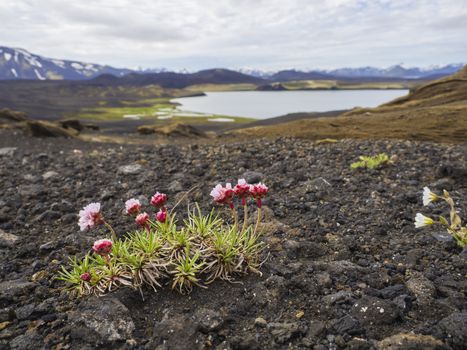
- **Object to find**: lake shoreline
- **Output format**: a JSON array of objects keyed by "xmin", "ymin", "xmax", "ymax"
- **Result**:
[{"xmin": 171, "ymin": 90, "xmax": 409, "ymax": 119}]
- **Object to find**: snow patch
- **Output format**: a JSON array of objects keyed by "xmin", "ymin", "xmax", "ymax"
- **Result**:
[
  {"xmin": 158, "ymin": 116, "xmax": 173, "ymax": 120},
  {"xmin": 71, "ymin": 62, "xmax": 84, "ymax": 70},
  {"xmin": 34, "ymin": 69, "xmax": 46, "ymax": 80},
  {"xmin": 51, "ymin": 59, "xmax": 66, "ymax": 68},
  {"xmin": 15, "ymin": 48, "xmax": 32, "ymax": 57},
  {"xmin": 10, "ymin": 68, "xmax": 18, "ymax": 78},
  {"xmin": 24, "ymin": 55, "xmax": 43, "ymax": 68},
  {"xmin": 123, "ymin": 114, "xmax": 142, "ymax": 120},
  {"xmin": 208, "ymin": 118, "xmax": 234, "ymax": 122},
  {"xmin": 4, "ymin": 53, "xmax": 11, "ymax": 61}
]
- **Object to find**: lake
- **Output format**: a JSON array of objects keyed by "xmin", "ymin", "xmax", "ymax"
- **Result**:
[{"xmin": 171, "ymin": 90, "xmax": 409, "ymax": 119}]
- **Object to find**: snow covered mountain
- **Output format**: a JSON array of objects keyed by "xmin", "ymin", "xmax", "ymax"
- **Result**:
[
  {"xmin": 325, "ymin": 64, "xmax": 464, "ymax": 79},
  {"xmin": 238, "ymin": 64, "xmax": 464, "ymax": 80},
  {"xmin": 0, "ymin": 45, "xmax": 463, "ymax": 81},
  {"xmin": 0, "ymin": 46, "xmax": 132, "ymax": 80}
]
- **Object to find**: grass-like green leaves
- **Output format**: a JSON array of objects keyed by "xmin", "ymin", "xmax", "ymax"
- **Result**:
[
  {"xmin": 57, "ymin": 206, "xmax": 265, "ymax": 297},
  {"xmin": 351, "ymin": 153, "xmax": 392, "ymax": 170}
]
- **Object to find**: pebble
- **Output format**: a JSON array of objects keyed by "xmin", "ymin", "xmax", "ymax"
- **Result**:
[
  {"xmin": 0, "ymin": 228, "xmax": 19, "ymax": 247},
  {"xmin": 117, "ymin": 164, "xmax": 143, "ymax": 175},
  {"xmin": 0, "ymin": 147, "xmax": 17, "ymax": 157}
]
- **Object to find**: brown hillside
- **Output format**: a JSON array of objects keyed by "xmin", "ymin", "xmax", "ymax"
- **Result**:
[{"xmin": 232, "ymin": 66, "xmax": 467, "ymax": 143}]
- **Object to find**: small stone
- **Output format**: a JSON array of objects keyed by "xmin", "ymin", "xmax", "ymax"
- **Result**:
[
  {"xmin": 194, "ymin": 308, "xmax": 224, "ymax": 333},
  {"xmin": 322, "ymin": 291, "xmax": 354, "ymax": 306},
  {"xmin": 331, "ymin": 315, "xmax": 361, "ymax": 335},
  {"xmin": 0, "ymin": 279, "xmax": 36, "ymax": 299},
  {"xmin": 0, "ymin": 147, "xmax": 16, "ymax": 157},
  {"xmin": 241, "ymin": 171, "xmax": 263, "ymax": 184},
  {"xmin": 9, "ymin": 330, "xmax": 42, "ymax": 350},
  {"xmin": 68, "ymin": 297, "xmax": 135, "ymax": 343},
  {"xmin": 379, "ymin": 284, "xmax": 408, "ymax": 299},
  {"xmin": 0, "ymin": 228, "xmax": 19, "ymax": 247},
  {"xmin": 406, "ymin": 272, "xmax": 435, "ymax": 306},
  {"xmin": 433, "ymin": 311, "xmax": 467, "ymax": 350},
  {"xmin": 15, "ymin": 303, "xmax": 36, "ymax": 320},
  {"xmin": 150, "ymin": 313, "xmax": 198, "ymax": 349},
  {"xmin": 377, "ymin": 333, "xmax": 449, "ymax": 350},
  {"xmin": 351, "ymin": 296, "xmax": 399, "ymax": 325},
  {"xmin": 42, "ymin": 171, "xmax": 59, "ymax": 180},
  {"xmin": 0, "ymin": 321, "xmax": 10, "ymax": 331},
  {"xmin": 316, "ymin": 272, "xmax": 332, "ymax": 288},
  {"xmin": 307, "ymin": 320, "xmax": 325, "ymax": 338},
  {"xmin": 268, "ymin": 322, "xmax": 303, "ymax": 344},
  {"xmin": 39, "ymin": 241, "xmax": 57, "ymax": 251},
  {"xmin": 168, "ymin": 180, "xmax": 183, "ymax": 192},
  {"xmin": 254, "ymin": 317, "xmax": 267, "ymax": 327},
  {"xmin": 117, "ymin": 164, "xmax": 143, "ymax": 175}
]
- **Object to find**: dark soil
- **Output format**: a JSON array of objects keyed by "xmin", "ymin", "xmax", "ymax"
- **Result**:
[{"xmin": 0, "ymin": 129, "xmax": 466, "ymax": 349}]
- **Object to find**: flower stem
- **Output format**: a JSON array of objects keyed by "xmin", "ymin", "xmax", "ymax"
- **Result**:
[
  {"xmin": 103, "ymin": 220, "xmax": 117, "ymax": 242},
  {"xmin": 242, "ymin": 204, "xmax": 248, "ymax": 233},
  {"xmin": 253, "ymin": 207, "xmax": 261, "ymax": 236},
  {"xmin": 231, "ymin": 207, "xmax": 239, "ymax": 230}
]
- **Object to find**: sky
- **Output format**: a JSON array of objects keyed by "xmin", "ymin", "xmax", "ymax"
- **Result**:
[{"xmin": 0, "ymin": 0, "xmax": 466, "ymax": 71}]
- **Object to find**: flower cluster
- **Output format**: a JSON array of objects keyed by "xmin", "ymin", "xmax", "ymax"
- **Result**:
[
  {"xmin": 414, "ymin": 187, "xmax": 466, "ymax": 248},
  {"xmin": 124, "ymin": 192, "xmax": 168, "ymax": 229},
  {"xmin": 211, "ymin": 178, "xmax": 268, "ymax": 208},
  {"xmin": 58, "ymin": 183, "xmax": 268, "ymax": 297}
]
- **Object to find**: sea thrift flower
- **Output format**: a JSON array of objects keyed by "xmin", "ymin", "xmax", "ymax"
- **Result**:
[
  {"xmin": 78, "ymin": 203, "xmax": 103, "ymax": 231},
  {"xmin": 210, "ymin": 183, "xmax": 234, "ymax": 208},
  {"xmin": 234, "ymin": 179, "xmax": 251, "ymax": 205},
  {"xmin": 125, "ymin": 198, "xmax": 141, "ymax": 215},
  {"xmin": 250, "ymin": 183, "xmax": 268, "ymax": 208},
  {"xmin": 80, "ymin": 272, "xmax": 91, "ymax": 282},
  {"xmin": 151, "ymin": 192, "xmax": 167, "ymax": 208},
  {"xmin": 135, "ymin": 212, "xmax": 150, "ymax": 226},
  {"xmin": 92, "ymin": 239, "xmax": 113, "ymax": 256},
  {"xmin": 156, "ymin": 209, "xmax": 167, "ymax": 223},
  {"xmin": 422, "ymin": 187, "xmax": 438, "ymax": 206},
  {"xmin": 414, "ymin": 213, "xmax": 434, "ymax": 228}
]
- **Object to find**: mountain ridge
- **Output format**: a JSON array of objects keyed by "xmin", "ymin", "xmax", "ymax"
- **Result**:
[{"xmin": 0, "ymin": 45, "xmax": 463, "ymax": 82}]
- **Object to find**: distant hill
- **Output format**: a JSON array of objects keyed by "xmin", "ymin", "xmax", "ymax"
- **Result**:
[
  {"xmin": 88, "ymin": 69, "xmax": 266, "ymax": 88},
  {"xmin": 0, "ymin": 46, "xmax": 132, "ymax": 80},
  {"xmin": 231, "ymin": 65, "xmax": 467, "ymax": 143},
  {"xmin": 269, "ymin": 70, "xmax": 334, "ymax": 81},
  {"xmin": 246, "ymin": 64, "xmax": 464, "ymax": 81}
]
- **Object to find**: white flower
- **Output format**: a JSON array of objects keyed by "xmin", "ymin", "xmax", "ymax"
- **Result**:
[
  {"xmin": 422, "ymin": 187, "xmax": 438, "ymax": 206},
  {"xmin": 414, "ymin": 213, "xmax": 434, "ymax": 228}
]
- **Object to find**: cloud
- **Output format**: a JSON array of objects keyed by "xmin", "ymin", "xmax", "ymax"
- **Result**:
[{"xmin": 0, "ymin": 0, "xmax": 465, "ymax": 70}]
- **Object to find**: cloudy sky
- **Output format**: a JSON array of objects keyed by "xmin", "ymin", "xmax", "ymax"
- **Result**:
[{"xmin": 1, "ymin": 0, "xmax": 466, "ymax": 70}]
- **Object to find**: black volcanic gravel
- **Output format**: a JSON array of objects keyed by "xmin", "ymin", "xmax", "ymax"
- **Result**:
[{"xmin": 0, "ymin": 129, "xmax": 466, "ymax": 350}]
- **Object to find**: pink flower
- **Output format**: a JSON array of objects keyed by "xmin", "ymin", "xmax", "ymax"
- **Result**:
[
  {"xmin": 234, "ymin": 178, "xmax": 251, "ymax": 205},
  {"xmin": 135, "ymin": 212, "xmax": 150, "ymax": 226},
  {"xmin": 156, "ymin": 209, "xmax": 167, "ymax": 223},
  {"xmin": 92, "ymin": 239, "xmax": 113, "ymax": 256},
  {"xmin": 125, "ymin": 198, "xmax": 141, "ymax": 215},
  {"xmin": 150, "ymin": 192, "xmax": 167, "ymax": 208},
  {"xmin": 78, "ymin": 203, "xmax": 103, "ymax": 231},
  {"xmin": 250, "ymin": 183, "xmax": 268, "ymax": 208},
  {"xmin": 210, "ymin": 183, "xmax": 234, "ymax": 208},
  {"xmin": 80, "ymin": 272, "xmax": 91, "ymax": 282}
]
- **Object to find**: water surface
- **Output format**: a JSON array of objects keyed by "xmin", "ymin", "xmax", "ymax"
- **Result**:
[{"xmin": 171, "ymin": 90, "xmax": 408, "ymax": 119}]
